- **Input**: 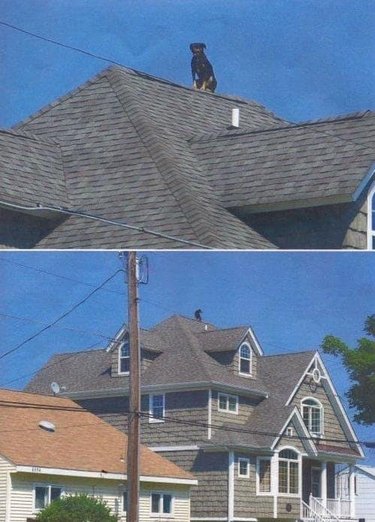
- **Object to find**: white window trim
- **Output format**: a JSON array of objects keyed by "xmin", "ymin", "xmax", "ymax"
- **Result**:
[
  {"xmin": 239, "ymin": 342, "xmax": 252, "ymax": 377},
  {"xmin": 150, "ymin": 491, "xmax": 174, "ymax": 517},
  {"xmin": 149, "ymin": 393, "xmax": 165, "ymax": 423},
  {"xmin": 218, "ymin": 392, "xmax": 239, "ymax": 414},
  {"xmin": 256, "ymin": 457, "xmax": 272, "ymax": 496},
  {"xmin": 301, "ymin": 397, "xmax": 324, "ymax": 436},
  {"xmin": 238, "ymin": 457, "xmax": 250, "ymax": 478},
  {"xmin": 367, "ymin": 183, "xmax": 375, "ymax": 250},
  {"xmin": 33, "ymin": 483, "xmax": 63, "ymax": 512},
  {"xmin": 277, "ymin": 446, "xmax": 301, "ymax": 497},
  {"xmin": 118, "ymin": 340, "xmax": 130, "ymax": 376}
]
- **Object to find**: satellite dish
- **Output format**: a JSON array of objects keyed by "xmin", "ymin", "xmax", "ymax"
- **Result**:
[{"xmin": 51, "ymin": 382, "xmax": 60, "ymax": 395}]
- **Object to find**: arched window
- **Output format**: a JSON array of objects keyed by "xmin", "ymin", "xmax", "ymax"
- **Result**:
[
  {"xmin": 119, "ymin": 340, "xmax": 130, "ymax": 374},
  {"xmin": 301, "ymin": 398, "xmax": 323, "ymax": 435},
  {"xmin": 368, "ymin": 186, "xmax": 375, "ymax": 249},
  {"xmin": 239, "ymin": 343, "xmax": 252, "ymax": 375},
  {"xmin": 278, "ymin": 449, "xmax": 299, "ymax": 495}
]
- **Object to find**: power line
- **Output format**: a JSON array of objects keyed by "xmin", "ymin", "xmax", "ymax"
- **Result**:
[
  {"xmin": 0, "ymin": 200, "xmax": 211, "ymax": 249},
  {"xmin": 0, "ymin": 269, "xmax": 123, "ymax": 361},
  {"xmin": 0, "ymin": 256, "xmax": 124, "ymax": 295},
  {"xmin": 0, "ymin": 20, "xmax": 124, "ymax": 67}
]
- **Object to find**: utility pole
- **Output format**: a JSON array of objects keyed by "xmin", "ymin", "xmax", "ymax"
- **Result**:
[{"xmin": 127, "ymin": 251, "xmax": 140, "ymax": 522}]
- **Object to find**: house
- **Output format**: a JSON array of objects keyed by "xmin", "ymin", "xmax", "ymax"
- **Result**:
[
  {"xmin": 0, "ymin": 388, "xmax": 197, "ymax": 522},
  {"xmin": 337, "ymin": 465, "xmax": 375, "ymax": 522},
  {"xmin": 26, "ymin": 314, "xmax": 364, "ymax": 522},
  {"xmin": 1, "ymin": 65, "xmax": 374, "ymax": 250}
]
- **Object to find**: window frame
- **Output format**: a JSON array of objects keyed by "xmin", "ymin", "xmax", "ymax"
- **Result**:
[
  {"xmin": 301, "ymin": 397, "xmax": 324, "ymax": 436},
  {"xmin": 33, "ymin": 484, "xmax": 63, "ymax": 512},
  {"xmin": 256, "ymin": 457, "xmax": 272, "ymax": 495},
  {"xmin": 149, "ymin": 393, "xmax": 165, "ymax": 423},
  {"xmin": 150, "ymin": 492, "xmax": 174, "ymax": 516},
  {"xmin": 367, "ymin": 183, "xmax": 375, "ymax": 250},
  {"xmin": 122, "ymin": 489, "xmax": 128, "ymax": 514},
  {"xmin": 118, "ymin": 339, "xmax": 130, "ymax": 375},
  {"xmin": 217, "ymin": 392, "xmax": 239, "ymax": 414},
  {"xmin": 278, "ymin": 447, "xmax": 300, "ymax": 497},
  {"xmin": 239, "ymin": 342, "xmax": 252, "ymax": 376},
  {"xmin": 238, "ymin": 457, "xmax": 250, "ymax": 478}
]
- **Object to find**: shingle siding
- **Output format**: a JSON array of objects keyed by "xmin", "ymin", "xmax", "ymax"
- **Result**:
[
  {"xmin": 243, "ymin": 202, "xmax": 365, "ymax": 250},
  {"xmin": 160, "ymin": 450, "xmax": 228, "ymax": 520}
]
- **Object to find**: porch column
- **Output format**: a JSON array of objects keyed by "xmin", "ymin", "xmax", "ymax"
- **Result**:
[
  {"xmin": 271, "ymin": 453, "xmax": 279, "ymax": 519},
  {"xmin": 321, "ymin": 462, "xmax": 327, "ymax": 508},
  {"xmin": 348, "ymin": 464, "xmax": 356, "ymax": 519}
]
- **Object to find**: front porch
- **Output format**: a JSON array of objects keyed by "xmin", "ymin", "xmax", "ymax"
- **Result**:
[{"xmin": 301, "ymin": 459, "xmax": 356, "ymax": 521}]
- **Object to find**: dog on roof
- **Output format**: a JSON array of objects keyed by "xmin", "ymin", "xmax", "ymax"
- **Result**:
[{"xmin": 190, "ymin": 43, "xmax": 217, "ymax": 93}]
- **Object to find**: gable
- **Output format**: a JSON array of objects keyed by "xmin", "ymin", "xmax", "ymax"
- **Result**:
[{"xmin": 287, "ymin": 354, "xmax": 362, "ymax": 457}]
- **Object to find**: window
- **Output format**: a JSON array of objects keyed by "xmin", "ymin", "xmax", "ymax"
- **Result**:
[
  {"xmin": 151, "ymin": 493, "xmax": 173, "ymax": 515},
  {"xmin": 239, "ymin": 343, "xmax": 252, "ymax": 375},
  {"xmin": 368, "ymin": 186, "xmax": 375, "ymax": 250},
  {"xmin": 287, "ymin": 427, "xmax": 294, "ymax": 437},
  {"xmin": 238, "ymin": 457, "xmax": 250, "ymax": 478},
  {"xmin": 119, "ymin": 340, "xmax": 130, "ymax": 374},
  {"xmin": 34, "ymin": 485, "xmax": 62, "ymax": 510},
  {"xmin": 122, "ymin": 490, "xmax": 128, "ymax": 512},
  {"xmin": 149, "ymin": 394, "xmax": 165, "ymax": 422},
  {"xmin": 301, "ymin": 398, "xmax": 323, "ymax": 435},
  {"xmin": 278, "ymin": 449, "xmax": 299, "ymax": 495},
  {"xmin": 258, "ymin": 458, "xmax": 271, "ymax": 493},
  {"xmin": 218, "ymin": 393, "xmax": 238, "ymax": 414}
]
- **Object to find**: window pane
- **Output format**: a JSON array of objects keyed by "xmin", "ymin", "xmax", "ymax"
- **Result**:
[
  {"xmin": 35, "ymin": 487, "xmax": 48, "ymax": 509},
  {"xmin": 121, "ymin": 342, "xmax": 129, "ymax": 357},
  {"xmin": 240, "ymin": 345, "xmax": 250, "ymax": 358},
  {"xmin": 151, "ymin": 493, "xmax": 160, "ymax": 513},
  {"xmin": 123, "ymin": 491, "xmax": 128, "ymax": 512},
  {"xmin": 240, "ymin": 359, "xmax": 250, "ymax": 373},
  {"xmin": 311, "ymin": 407, "xmax": 321, "ymax": 433},
  {"xmin": 290, "ymin": 462, "xmax": 299, "ymax": 494},
  {"xmin": 163, "ymin": 494, "xmax": 172, "ymax": 513},
  {"xmin": 259, "ymin": 460, "xmax": 271, "ymax": 492},
  {"xmin": 279, "ymin": 461, "xmax": 288, "ymax": 493},
  {"xmin": 152, "ymin": 395, "xmax": 164, "ymax": 419},
  {"xmin": 228, "ymin": 396, "xmax": 237, "ymax": 412},
  {"xmin": 239, "ymin": 459, "xmax": 249, "ymax": 476},
  {"xmin": 280, "ymin": 449, "xmax": 298, "ymax": 460},
  {"xmin": 120, "ymin": 357, "xmax": 129, "ymax": 373},
  {"xmin": 50, "ymin": 487, "xmax": 61, "ymax": 502},
  {"xmin": 219, "ymin": 394, "xmax": 227, "ymax": 410}
]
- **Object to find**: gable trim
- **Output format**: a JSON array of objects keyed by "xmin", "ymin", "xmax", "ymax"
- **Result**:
[
  {"xmin": 285, "ymin": 352, "xmax": 364, "ymax": 458},
  {"xmin": 270, "ymin": 407, "xmax": 317, "ymax": 455},
  {"xmin": 239, "ymin": 327, "xmax": 264, "ymax": 356}
]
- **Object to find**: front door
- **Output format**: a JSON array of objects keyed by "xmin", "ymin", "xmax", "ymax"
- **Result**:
[{"xmin": 311, "ymin": 466, "xmax": 322, "ymax": 498}]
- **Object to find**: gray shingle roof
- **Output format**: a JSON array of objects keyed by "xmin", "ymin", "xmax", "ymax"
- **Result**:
[
  {"xmin": 25, "ymin": 316, "xmax": 313, "ymax": 439},
  {"xmin": 190, "ymin": 111, "xmax": 375, "ymax": 211},
  {"xmin": 4, "ymin": 66, "xmax": 281, "ymax": 249},
  {"xmin": 0, "ymin": 129, "xmax": 68, "ymax": 207}
]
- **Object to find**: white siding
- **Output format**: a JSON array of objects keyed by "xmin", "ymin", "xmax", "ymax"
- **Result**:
[
  {"xmin": 8, "ymin": 473, "xmax": 191, "ymax": 522},
  {"xmin": 355, "ymin": 470, "xmax": 375, "ymax": 522},
  {"xmin": 0, "ymin": 455, "xmax": 15, "ymax": 522},
  {"xmin": 337, "ymin": 467, "xmax": 375, "ymax": 522}
]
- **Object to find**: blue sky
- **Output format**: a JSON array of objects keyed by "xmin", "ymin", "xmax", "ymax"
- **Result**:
[
  {"xmin": 0, "ymin": 250, "xmax": 374, "ymax": 463},
  {"xmin": 1, "ymin": 0, "xmax": 374, "ymax": 127}
]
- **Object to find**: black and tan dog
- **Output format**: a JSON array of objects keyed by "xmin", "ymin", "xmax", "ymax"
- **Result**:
[{"xmin": 190, "ymin": 43, "xmax": 217, "ymax": 93}]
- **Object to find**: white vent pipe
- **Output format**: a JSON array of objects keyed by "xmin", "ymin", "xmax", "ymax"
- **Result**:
[{"xmin": 232, "ymin": 108, "xmax": 240, "ymax": 128}]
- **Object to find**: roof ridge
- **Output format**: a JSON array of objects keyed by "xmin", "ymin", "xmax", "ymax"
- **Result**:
[
  {"xmin": 189, "ymin": 110, "xmax": 374, "ymax": 145},
  {"xmin": 196, "ymin": 325, "xmax": 248, "ymax": 334},
  {"xmin": 262, "ymin": 349, "xmax": 316, "ymax": 359}
]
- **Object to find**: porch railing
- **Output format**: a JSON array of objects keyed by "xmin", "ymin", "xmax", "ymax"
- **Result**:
[
  {"xmin": 310, "ymin": 495, "xmax": 340, "ymax": 522},
  {"xmin": 309, "ymin": 495, "xmax": 353, "ymax": 519}
]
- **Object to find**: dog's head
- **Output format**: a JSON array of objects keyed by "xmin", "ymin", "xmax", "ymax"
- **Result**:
[{"xmin": 190, "ymin": 43, "xmax": 207, "ymax": 55}]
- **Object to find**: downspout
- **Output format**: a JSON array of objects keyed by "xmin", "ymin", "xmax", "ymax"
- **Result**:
[{"xmin": 228, "ymin": 451, "xmax": 235, "ymax": 522}]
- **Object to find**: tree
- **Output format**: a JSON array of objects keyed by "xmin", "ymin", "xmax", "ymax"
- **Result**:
[
  {"xmin": 321, "ymin": 314, "xmax": 375, "ymax": 425},
  {"xmin": 35, "ymin": 493, "xmax": 118, "ymax": 522}
]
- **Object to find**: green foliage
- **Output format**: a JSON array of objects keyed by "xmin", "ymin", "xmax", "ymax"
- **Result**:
[
  {"xmin": 35, "ymin": 493, "xmax": 118, "ymax": 522},
  {"xmin": 321, "ymin": 314, "xmax": 375, "ymax": 425}
]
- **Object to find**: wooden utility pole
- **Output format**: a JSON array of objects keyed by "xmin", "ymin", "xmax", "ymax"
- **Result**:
[{"xmin": 127, "ymin": 251, "xmax": 140, "ymax": 522}]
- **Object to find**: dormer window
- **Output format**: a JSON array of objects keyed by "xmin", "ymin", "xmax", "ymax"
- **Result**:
[
  {"xmin": 301, "ymin": 398, "xmax": 323, "ymax": 436},
  {"xmin": 119, "ymin": 340, "xmax": 130, "ymax": 374},
  {"xmin": 239, "ymin": 343, "xmax": 252, "ymax": 376}
]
